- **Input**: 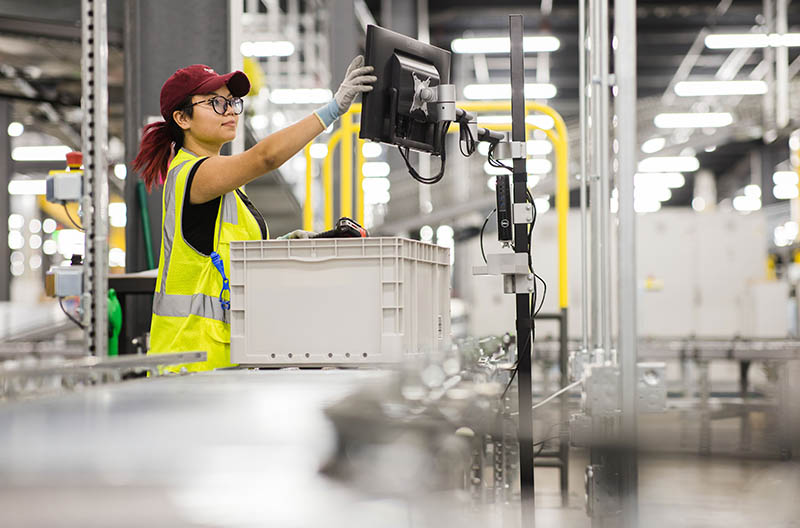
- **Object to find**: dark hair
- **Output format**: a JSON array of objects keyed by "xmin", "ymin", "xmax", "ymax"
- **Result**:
[{"xmin": 132, "ymin": 95, "xmax": 193, "ymax": 191}]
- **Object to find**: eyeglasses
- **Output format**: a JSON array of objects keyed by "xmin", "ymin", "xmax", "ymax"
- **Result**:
[{"xmin": 185, "ymin": 95, "xmax": 244, "ymax": 115}]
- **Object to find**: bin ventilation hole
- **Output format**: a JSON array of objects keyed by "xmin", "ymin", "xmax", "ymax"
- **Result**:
[
  {"xmin": 270, "ymin": 353, "xmax": 276, "ymax": 359},
  {"xmin": 345, "ymin": 353, "xmax": 351, "ymax": 358},
  {"xmin": 362, "ymin": 353, "xmax": 368, "ymax": 358},
  {"xmin": 305, "ymin": 353, "xmax": 310, "ymax": 358},
  {"xmin": 288, "ymin": 353, "xmax": 293, "ymax": 358},
  {"xmin": 328, "ymin": 353, "xmax": 333, "ymax": 358}
]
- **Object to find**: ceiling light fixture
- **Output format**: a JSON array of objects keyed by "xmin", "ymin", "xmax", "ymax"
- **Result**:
[
  {"xmin": 638, "ymin": 156, "xmax": 700, "ymax": 173},
  {"xmin": 641, "ymin": 137, "xmax": 666, "ymax": 154},
  {"xmin": 654, "ymin": 112, "xmax": 733, "ymax": 129},
  {"xmin": 11, "ymin": 145, "xmax": 71, "ymax": 161},
  {"xmin": 269, "ymin": 88, "xmax": 332, "ymax": 105},
  {"xmin": 451, "ymin": 36, "xmax": 560, "ymax": 54},
  {"xmin": 240, "ymin": 41, "xmax": 295, "ymax": 57},
  {"xmin": 674, "ymin": 80, "xmax": 768, "ymax": 96},
  {"xmin": 704, "ymin": 33, "xmax": 800, "ymax": 49},
  {"xmin": 463, "ymin": 83, "xmax": 557, "ymax": 100}
]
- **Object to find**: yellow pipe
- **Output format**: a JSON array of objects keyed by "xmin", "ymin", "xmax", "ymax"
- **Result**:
[
  {"xmin": 303, "ymin": 144, "xmax": 313, "ymax": 231},
  {"xmin": 323, "ymin": 129, "xmax": 345, "ymax": 230},
  {"xmin": 356, "ymin": 138, "xmax": 365, "ymax": 225},
  {"xmin": 340, "ymin": 112, "xmax": 354, "ymax": 219}
]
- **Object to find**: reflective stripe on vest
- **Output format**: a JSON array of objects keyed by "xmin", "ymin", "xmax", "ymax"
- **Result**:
[{"xmin": 151, "ymin": 148, "xmax": 265, "ymax": 329}]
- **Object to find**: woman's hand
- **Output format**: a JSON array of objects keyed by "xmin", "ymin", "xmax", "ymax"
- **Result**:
[{"xmin": 334, "ymin": 56, "xmax": 377, "ymax": 114}]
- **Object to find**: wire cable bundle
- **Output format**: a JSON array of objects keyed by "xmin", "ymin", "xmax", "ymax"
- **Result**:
[
  {"xmin": 397, "ymin": 121, "xmax": 451, "ymax": 185},
  {"xmin": 484, "ymin": 142, "xmax": 548, "ymax": 401}
]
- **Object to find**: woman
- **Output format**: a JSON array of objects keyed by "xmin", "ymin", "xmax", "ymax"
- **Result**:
[{"xmin": 133, "ymin": 57, "xmax": 376, "ymax": 372}]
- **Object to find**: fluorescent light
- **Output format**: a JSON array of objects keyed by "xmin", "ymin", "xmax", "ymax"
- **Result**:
[
  {"xmin": 240, "ymin": 41, "xmax": 295, "ymax": 57},
  {"xmin": 732, "ymin": 195, "xmax": 761, "ymax": 212},
  {"xmin": 744, "ymin": 184, "xmax": 761, "ymax": 199},
  {"xmin": 361, "ymin": 177, "xmax": 390, "ymax": 193},
  {"xmin": 11, "ymin": 145, "xmax": 71, "ymax": 161},
  {"xmin": 527, "ymin": 140, "xmax": 552, "ymax": 155},
  {"xmin": 654, "ymin": 112, "xmax": 733, "ymax": 129},
  {"xmin": 638, "ymin": 156, "xmax": 699, "ymax": 173},
  {"xmin": 269, "ymin": 88, "xmax": 332, "ymax": 105},
  {"xmin": 773, "ymin": 184, "xmax": 799, "ymax": 200},
  {"xmin": 7, "ymin": 122, "xmax": 23, "ymax": 137},
  {"xmin": 674, "ymin": 80, "xmax": 768, "ymax": 97},
  {"xmin": 42, "ymin": 239, "xmax": 57, "ymax": 255},
  {"xmin": 29, "ymin": 234, "xmax": 42, "ymax": 250},
  {"xmin": 451, "ymin": 36, "xmax": 560, "ymax": 54},
  {"xmin": 527, "ymin": 115, "xmax": 555, "ymax": 129},
  {"xmin": 479, "ymin": 138, "xmax": 553, "ymax": 155},
  {"xmin": 474, "ymin": 114, "xmax": 555, "ymax": 129},
  {"xmin": 8, "ymin": 179, "xmax": 46, "ymax": 195},
  {"xmin": 42, "ymin": 218, "xmax": 57, "ymax": 234},
  {"xmin": 479, "ymin": 139, "xmax": 552, "ymax": 156},
  {"xmin": 109, "ymin": 203, "xmax": 127, "ymax": 228},
  {"xmin": 634, "ymin": 172, "xmax": 685, "ymax": 188},
  {"xmin": 635, "ymin": 186, "xmax": 672, "ymax": 202},
  {"xmin": 436, "ymin": 225, "xmax": 454, "ymax": 240},
  {"xmin": 705, "ymin": 33, "xmax": 800, "ymax": 49},
  {"xmin": 309, "ymin": 144, "xmax": 328, "ymax": 159},
  {"xmin": 641, "ymin": 137, "xmax": 665, "ymax": 154},
  {"xmin": 773, "ymin": 171, "xmax": 799, "ymax": 186},
  {"xmin": 109, "ymin": 247, "xmax": 126, "ymax": 268},
  {"xmin": 362, "ymin": 161, "xmax": 391, "ymax": 178},
  {"xmin": 483, "ymin": 159, "xmax": 552, "ymax": 175},
  {"xmin": 362, "ymin": 142, "xmax": 383, "ymax": 158},
  {"xmin": 635, "ymin": 199, "xmax": 661, "ymax": 213},
  {"xmin": 250, "ymin": 114, "xmax": 268, "ymax": 129},
  {"xmin": 534, "ymin": 196, "xmax": 550, "ymax": 213},
  {"xmin": 525, "ymin": 158, "xmax": 552, "ymax": 174},
  {"xmin": 364, "ymin": 189, "xmax": 390, "ymax": 205},
  {"xmin": 8, "ymin": 214, "xmax": 23, "ymax": 230},
  {"xmin": 420, "ymin": 225, "xmax": 433, "ymax": 242},
  {"xmin": 692, "ymin": 197, "xmax": 707, "ymax": 212},
  {"xmin": 463, "ymin": 83, "xmax": 557, "ymax": 100},
  {"xmin": 113, "ymin": 163, "xmax": 126, "ymax": 180}
]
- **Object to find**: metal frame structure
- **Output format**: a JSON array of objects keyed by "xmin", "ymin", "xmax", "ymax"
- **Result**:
[{"xmin": 81, "ymin": 0, "xmax": 109, "ymax": 357}]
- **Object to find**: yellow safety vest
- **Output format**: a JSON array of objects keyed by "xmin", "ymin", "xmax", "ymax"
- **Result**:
[{"xmin": 149, "ymin": 148, "xmax": 267, "ymax": 371}]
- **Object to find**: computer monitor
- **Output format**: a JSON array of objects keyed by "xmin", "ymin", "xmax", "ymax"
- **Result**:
[{"xmin": 359, "ymin": 25, "xmax": 452, "ymax": 156}]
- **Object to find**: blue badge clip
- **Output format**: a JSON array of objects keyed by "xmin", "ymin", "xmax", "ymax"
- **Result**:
[{"xmin": 210, "ymin": 251, "xmax": 231, "ymax": 311}]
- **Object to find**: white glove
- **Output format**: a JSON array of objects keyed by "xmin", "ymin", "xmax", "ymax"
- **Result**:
[
  {"xmin": 278, "ymin": 229, "xmax": 316, "ymax": 240},
  {"xmin": 334, "ymin": 55, "xmax": 377, "ymax": 114}
]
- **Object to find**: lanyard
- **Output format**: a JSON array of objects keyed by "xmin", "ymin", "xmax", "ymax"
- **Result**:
[{"xmin": 209, "ymin": 251, "xmax": 230, "ymax": 310}]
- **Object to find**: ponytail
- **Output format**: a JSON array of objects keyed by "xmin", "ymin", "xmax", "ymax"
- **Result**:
[{"xmin": 132, "ymin": 97, "xmax": 193, "ymax": 191}]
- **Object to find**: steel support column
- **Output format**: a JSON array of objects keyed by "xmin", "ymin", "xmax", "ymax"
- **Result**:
[
  {"xmin": 614, "ymin": 0, "xmax": 639, "ymax": 525},
  {"xmin": 82, "ymin": 0, "xmax": 109, "ymax": 357},
  {"xmin": 0, "ymin": 99, "xmax": 11, "ymax": 301}
]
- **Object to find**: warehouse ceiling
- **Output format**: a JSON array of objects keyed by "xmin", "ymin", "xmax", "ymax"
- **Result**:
[{"xmin": 0, "ymin": 0, "xmax": 798, "ymax": 230}]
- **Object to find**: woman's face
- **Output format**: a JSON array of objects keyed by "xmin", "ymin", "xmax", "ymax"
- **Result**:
[{"xmin": 177, "ymin": 87, "xmax": 239, "ymax": 145}]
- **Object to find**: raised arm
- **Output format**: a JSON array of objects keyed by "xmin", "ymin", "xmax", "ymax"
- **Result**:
[{"xmin": 190, "ymin": 56, "xmax": 376, "ymax": 204}]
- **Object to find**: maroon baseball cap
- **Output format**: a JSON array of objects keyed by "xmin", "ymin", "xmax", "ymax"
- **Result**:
[{"xmin": 159, "ymin": 64, "xmax": 251, "ymax": 119}]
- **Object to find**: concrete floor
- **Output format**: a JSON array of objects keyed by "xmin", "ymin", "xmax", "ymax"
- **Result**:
[{"xmin": 0, "ymin": 369, "xmax": 797, "ymax": 527}]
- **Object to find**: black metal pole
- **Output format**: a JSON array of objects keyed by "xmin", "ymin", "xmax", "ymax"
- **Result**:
[
  {"xmin": 559, "ymin": 307, "xmax": 569, "ymax": 506},
  {"xmin": 509, "ymin": 13, "xmax": 535, "ymax": 527}
]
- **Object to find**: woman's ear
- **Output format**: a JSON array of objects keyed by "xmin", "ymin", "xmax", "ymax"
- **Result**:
[{"xmin": 173, "ymin": 109, "xmax": 191, "ymax": 130}]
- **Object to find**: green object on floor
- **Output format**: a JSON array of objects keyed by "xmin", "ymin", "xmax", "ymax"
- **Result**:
[{"xmin": 108, "ymin": 288, "xmax": 122, "ymax": 356}]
